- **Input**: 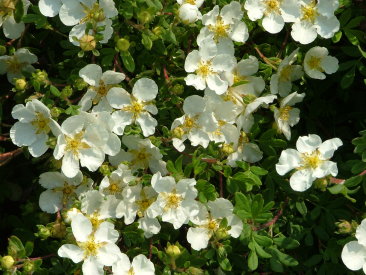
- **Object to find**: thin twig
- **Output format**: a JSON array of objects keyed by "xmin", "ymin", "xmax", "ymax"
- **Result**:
[
  {"xmin": 330, "ymin": 169, "xmax": 366, "ymax": 184},
  {"xmin": 253, "ymin": 46, "xmax": 277, "ymax": 70},
  {"xmin": 0, "ymin": 148, "xmax": 23, "ymax": 166},
  {"xmin": 219, "ymin": 173, "xmax": 223, "ymax": 197},
  {"xmin": 253, "ymin": 198, "xmax": 289, "ymax": 231}
]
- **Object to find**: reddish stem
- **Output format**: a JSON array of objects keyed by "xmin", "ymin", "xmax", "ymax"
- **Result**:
[
  {"xmin": 219, "ymin": 173, "xmax": 223, "ymax": 197},
  {"xmin": 253, "ymin": 198, "xmax": 288, "ymax": 231},
  {"xmin": 163, "ymin": 65, "xmax": 170, "ymax": 82},
  {"xmin": 149, "ymin": 239, "xmax": 153, "ymax": 259},
  {"xmin": 0, "ymin": 148, "xmax": 23, "ymax": 166},
  {"xmin": 330, "ymin": 169, "xmax": 366, "ymax": 184}
]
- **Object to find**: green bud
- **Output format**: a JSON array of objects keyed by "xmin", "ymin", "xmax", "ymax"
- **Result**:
[
  {"xmin": 46, "ymin": 137, "xmax": 57, "ymax": 149},
  {"xmin": 22, "ymin": 261, "xmax": 34, "ymax": 272},
  {"xmin": 74, "ymin": 78, "xmax": 88, "ymax": 91},
  {"xmin": 61, "ymin": 86, "xmax": 73, "ymax": 98},
  {"xmin": 165, "ymin": 243, "xmax": 181, "ymax": 259},
  {"xmin": 217, "ymin": 246, "xmax": 227, "ymax": 258},
  {"xmin": 335, "ymin": 220, "xmax": 356, "ymax": 234},
  {"xmin": 215, "ymin": 227, "xmax": 229, "ymax": 240},
  {"xmin": 116, "ymin": 38, "xmax": 130, "ymax": 52},
  {"xmin": 187, "ymin": 267, "xmax": 205, "ymax": 275},
  {"xmin": 0, "ymin": 45, "xmax": 6, "ymax": 56},
  {"xmin": 314, "ymin": 178, "xmax": 328, "ymax": 191},
  {"xmin": 51, "ymin": 221, "xmax": 67, "ymax": 239},
  {"xmin": 79, "ymin": 34, "xmax": 96, "ymax": 52},
  {"xmin": 1, "ymin": 256, "xmax": 15, "ymax": 269},
  {"xmin": 137, "ymin": 9, "xmax": 153, "ymax": 24},
  {"xmin": 171, "ymin": 84, "xmax": 184, "ymax": 95},
  {"xmin": 50, "ymin": 107, "xmax": 62, "ymax": 118},
  {"xmin": 14, "ymin": 78, "xmax": 27, "ymax": 91},
  {"xmin": 99, "ymin": 163, "xmax": 111, "ymax": 176},
  {"xmin": 152, "ymin": 26, "xmax": 163, "ymax": 36},
  {"xmin": 35, "ymin": 225, "xmax": 51, "ymax": 240},
  {"xmin": 221, "ymin": 143, "xmax": 234, "ymax": 155},
  {"xmin": 172, "ymin": 126, "xmax": 184, "ymax": 139}
]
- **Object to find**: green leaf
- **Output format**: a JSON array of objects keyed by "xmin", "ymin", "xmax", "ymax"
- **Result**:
[
  {"xmin": 270, "ymin": 257, "xmax": 284, "ymax": 272},
  {"xmin": 14, "ymin": 0, "xmax": 24, "ymax": 23},
  {"xmin": 344, "ymin": 175, "xmax": 362, "ymax": 187},
  {"xmin": 219, "ymin": 258, "xmax": 232, "ymax": 271},
  {"xmin": 50, "ymin": 85, "xmax": 61, "ymax": 97},
  {"xmin": 234, "ymin": 192, "xmax": 251, "ymax": 212},
  {"xmin": 250, "ymin": 166, "xmax": 268, "ymax": 176},
  {"xmin": 7, "ymin": 235, "xmax": 26, "ymax": 258},
  {"xmin": 120, "ymin": 51, "xmax": 135, "ymax": 72},
  {"xmin": 142, "ymin": 33, "xmax": 153, "ymax": 50},
  {"xmin": 340, "ymin": 67, "xmax": 355, "ymax": 89},
  {"xmin": 248, "ymin": 250, "xmax": 258, "ymax": 271},
  {"xmin": 268, "ymin": 247, "xmax": 298, "ymax": 266},
  {"xmin": 22, "ymin": 14, "xmax": 48, "ymax": 29},
  {"xmin": 253, "ymin": 234, "xmax": 273, "ymax": 247},
  {"xmin": 24, "ymin": 241, "xmax": 34, "ymax": 257},
  {"xmin": 254, "ymin": 242, "xmax": 272, "ymax": 258},
  {"xmin": 332, "ymin": 31, "xmax": 342, "ymax": 43},
  {"xmin": 295, "ymin": 201, "xmax": 307, "ymax": 216},
  {"xmin": 273, "ymin": 236, "xmax": 300, "ymax": 249},
  {"xmin": 346, "ymin": 16, "xmax": 366, "ymax": 29}
]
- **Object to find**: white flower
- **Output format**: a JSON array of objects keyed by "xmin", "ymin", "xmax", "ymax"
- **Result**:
[
  {"xmin": 291, "ymin": 0, "xmax": 340, "ymax": 44},
  {"xmin": 10, "ymin": 99, "xmax": 61, "ymax": 157},
  {"xmin": 274, "ymin": 92, "xmax": 305, "ymax": 140},
  {"xmin": 270, "ymin": 49, "xmax": 303, "ymax": 97},
  {"xmin": 177, "ymin": 0, "xmax": 203, "ymax": 24},
  {"xmin": 342, "ymin": 219, "xmax": 366, "ymax": 273},
  {"xmin": 227, "ymin": 131, "xmax": 263, "ymax": 166},
  {"xmin": 107, "ymin": 78, "xmax": 158, "ymax": 137},
  {"xmin": 39, "ymin": 171, "xmax": 91, "ymax": 213},
  {"xmin": 53, "ymin": 114, "xmax": 108, "ymax": 178},
  {"xmin": 99, "ymin": 164, "xmax": 135, "ymax": 198},
  {"xmin": 109, "ymin": 135, "xmax": 168, "ymax": 176},
  {"xmin": 303, "ymin": 46, "xmax": 339, "ymax": 80},
  {"xmin": 39, "ymin": 0, "xmax": 62, "ymax": 17},
  {"xmin": 0, "ymin": 0, "xmax": 29, "ymax": 39},
  {"xmin": 59, "ymin": 0, "xmax": 117, "ymax": 27},
  {"xmin": 171, "ymin": 95, "xmax": 216, "ymax": 152},
  {"xmin": 69, "ymin": 19, "xmax": 114, "ymax": 46},
  {"xmin": 147, "ymin": 172, "xmax": 199, "ymax": 229},
  {"xmin": 0, "ymin": 48, "xmax": 37, "ymax": 84},
  {"xmin": 78, "ymin": 64, "xmax": 125, "ymax": 112},
  {"xmin": 116, "ymin": 184, "xmax": 161, "ymax": 237},
  {"xmin": 244, "ymin": 0, "xmax": 299, "ymax": 34},
  {"xmin": 112, "ymin": 254, "xmax": 155, "ymax": 275},
  {"xmin": 276, "ymin": 134, "xmax": 342, "ymax": 191},
  {"xmin": 197, "ymin": 2, "xmax": 248, "ymax": 45},
  {"xmin": 58, "ymin": 213, "xmax": 121, "ymax": 275},
  {"xmin": 187, "ymin": 199, "xmax": 243, "ymax": 250},
  {"xmin": 184, "ymin": 38, "xmax": 236, "ymax": 94}
]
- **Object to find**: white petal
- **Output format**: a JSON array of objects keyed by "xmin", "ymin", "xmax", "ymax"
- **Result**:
[
  {"xmin": 227, "ymin": 215, "xmax": 243, "ymax": 238},
  {"xmin": 28, "ymin": 134, "xmax": 48, "ymax": 157},
  {"xmin": 185, "ymin": 74, "xmax": 206, "ymax": 90},
  {"xmin": 79, "ymin": 64, "xmax": 102, "ymax": 86},
  {"xmin": 221, "ymin": 1, "xmax": 243, "ymax": 23},
  {"xmin": 101, "ymin": 70, "xmax": 125, "ymax": 85},
  {"xmin": 237, "ymin": 56, "xmax": 259, "ymax": 76},
  {"xmin": 39, "ymin": 0, "xmax": 62, "ymax": 17},
  {"xmin": 79, "ymin": 148, "xmax": 105, "ymax": 172},
  {"xmin": 71, "ymin": 213, "xmax": 92, "ymax": 242},
  {"xmin": 357, "ymin": 220, "xmax": 366, "ymax": 247},
  {"xmin": 138, "ymin": 217, "xmax": 161, "ymax": 236},
  {"xmin": 97, "ymin": 243, "xmax": 120, "ymax": 266},
  {"xmin": 244, "ymin": 0, "xmax": 264, "ymax": 21},
  {"xmin": 316, "ymin": 15, "xmax": 340, "ymax": 39},
  {"xmin": 341, "ymin": 241, "xmax": 366, "ymax": 271},
  {"xmin": 10, "ymin": 122, "xmax": 37, "ymax": 146},
  {"xmin": 132, "ymin": 254, "xmax": 155, "ymax": 274},
  {"xmin": 206, "ymin": 74, "xmax": 228, "ymax": 95},
  {"xmin": 296, "ymin": 134, "xmax": 322, "ymax": 153},
  {"xmin": 318, "ymin": 138, "xmax": 342, "ymax": 159},
  {"xmin": 262, "ymin": 13, "xmax": 284, "ymax": 34},
  {"xmin": 199, "ymin": 38, "xmax": 217, "ymax": 61},
  {"xmin": 3, "ymin": 16, "xmax": 24, "ymax": 39},
  {"xmin": 185, "ymin": 50, "xmax": 201, "ymax": 72},
  {"xmin": 62, "ymin": 152, "xmax": 80, "ymax": 178},
  {"xmin": 207, "ymin": 198, "xmax": 233, "ymax": 219},
  {"xmin": 276, "ymin": 149, "xmax": 302, "ymax": 175},
  {"xmin": 321, "ymin": 56, "xmax": 339, "ymax": 75},
  {"xmin": 59, "ymin": 0, "xmax": 85, "ymax": 26},
  {"xmin": 82, "ymin": 257, "xmax": 104, "ymax": 275},
  {"xmin": 291, "ymin": 21, "xmax": 317, "ymax": 44},
  {"xmin": 183, "ymin": 95, "xmax": 205, "ymax": 115},
  {"xmin": 99, "ymin": 0, "xmax": 118, "ymax": 18},
  {"xmin": 107, "ymin": 87, "xmax": 131, "ymax": 109},
  {"xmin": 137, "ymin": 113, "xmax": 157, "ymax": 137},
  {"xmin": 58, "ymin": 244, "xmax": 84, "ymax": 263},
  {"xmin": 133, "ymin": 78, "xmax": 158, "ymax": 101},
  {"xmin": 289, "ymin": 169, "xmax": 315, "ymax": 192},
  {"xmin": 187, "ymin": 227, "xmax": 210, "ymax": 250},
  {"xmin": 39, "ymin": 190, "xmax": 63, "ymax": 213},
  {"xmin": 111, "ymin": 111, "xmax": 133, "ymax": 135}
]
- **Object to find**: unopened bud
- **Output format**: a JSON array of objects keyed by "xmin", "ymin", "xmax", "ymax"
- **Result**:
[
  {"xmin": 335, "ymin": 220, "xmax": 354, "ymax": 234},
  {"xmin": 14, "ymin": 78, "xmax": 27, "ymax": 91},
  {"xmin": 46, "ymin": 137, "xmax": 57, "ymax": 149},
  {"xmin": 166, "ymin": 243, "xmax": 181, "ymax": 259},
  {"xmin": 1, "ymin": 255, "xmax": 15, "ymax": 269},
  {"xmin": 79, "ymin": 34, "xmax": 96, "ymax": 51},
  {"xmin": 137, "ymin": 10, "xmax": 153, "ymax": 24},
  {"xmin": 22, "ymin": 261, "xmax": 34, "ymax": 272},
  {"xmin": 314, "ymin": 178, "xmax": 328, "ymax": 191},
  {"xmin": 50, "ymin": 107, "xmax": 62, "ymax": 118},
  {"xmin": 187, "ymin": 267, "xmax": 205, "ymax": 275},
  {"xmin": 116, "ymin": 38, "xmax": 130, "ymax": 52},
  {"xmin": 32, "ymin": 70, "xmax": 49, "ymax": 85},
  {"xmin": 0, "ymin": 45, "xmax": 6, "ymax": 56},
  {"xmin": 99, "ymin": 163, "xmax": 111, "ymax": 176},
  {"xmin": 221, "ymin": 143, "xmax": 234, "ymax": 155},
  {"xmin": 61, "ymin": 86, "xmax": 73, "ymax": 98},
  {"xmin": 172, "ymin": 127, "xmax": 184, "ymax": 139},
  {"xmin": 36, "ymin": 225, "xmax": 51, "ymax": 240},
  {"xmin": 152, "ymin": 26, "xmax": 163, "ymax": 36},
  {"xmin": 172, "ymin": 84, "xmax": 184, "ymax": 95},
  {"xmin": 51, "ymin": 221, "xmax": 67, "ymax": 239},
  {"xmin": 215, "ymin": 227, "xmax": 229, "ymax": 240},
  {"xmin": 74, "ymin": 78, "xmax": 88, "ymax": 91}
]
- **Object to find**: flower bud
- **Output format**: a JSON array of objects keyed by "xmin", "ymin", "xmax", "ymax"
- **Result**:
[
  {"xmin": 314, "ymin": 178, "xmax": 328, "ymax": 191},
  {"xmin": 152, "ymin": 26, "xmax": 163, "ymax": 36},
  {"xmin": 51, "ymin": 221, "xmax": 67, "ymax": 239},
  {"xmin": 172, "ymin": 84, "xmax": 184, "ymax": 95},
  {"xmin": 79, "ymin": 34, "xmax": 96, "ymax": 52},
  {"xmin": 187, "ymin": 267, "xmax": 205, "ymax": 275},
  {"xmin": 50, "ymin": 107, "xmax": 62, "ymax": 119},
  {"xmin": 99, "ymin": 163, "xmax": 111, "ymax": 176},
  {"xmin": 61, "ymin": 86, "xmax": 73, "ymax": 98},
  {"xmin": 35, "ymin": 225, "xmax": 51, "ymax": 240},
  {"xmin": 0, "ymin": 45, "xmax": 6, "ymax": 56},
  {"xmin": 335, "ymin": 220, "xmax": 356, "ymax": 234},
  {"xmin": 172, "ymin": 127, "xmax": 184, "ymax": 139},
  {"xmin": 73, "ymin": 78, "xmax": 88, "ymax": 91},
  {"xmin": 46, "ymin": 137, "xmax": 57, "ymax": 149},
  {"xmin": 22, "ymin": 261, "xmax": 34, "ymax": 272},
  {"xmin": 221, "ymin": 143, "xmax": 234, "ymax": 155},
  {"xmin": 14, "ymin": 78, "xmax": 27, "ymax": 91},
  {"xmin": 165, "ymin": 243, "xmax": 181, "ymax": 259},
  {"xmin": 116, "ymin": 38, "xmax": 130, "ymax": 52},
  {"xmin": 1, "ymin": 255, "xmax": 15, "ymax": 269},
  {"xmin": 215, "ymin": 228, "xmax": 229, "ymax": 240},
  {"xmin": 137, "ymin": 9, "xmax": 153, "ymax": 24},
  {"xmin": 32, "ymin": 70, "xmax": 49, "ymax": 85}
]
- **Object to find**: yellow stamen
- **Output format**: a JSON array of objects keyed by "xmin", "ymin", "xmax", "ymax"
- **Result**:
[
  {"xmin": 80, "ymin": 2, "xmax": 106, "ymax": 24},
  {"xmin": 196, "ymin": 61, "xmax": 213, "ymax": 77},
  {"xmin": 264, "ymin": 0, "xmax": 281, "ymax": 15},
  {"xmin": 301, "ymin": 1, "xmax": 318, "ymax": 22},
  {"xmin": 307, "ymin": 56, "xmax": 323, "ymax": 71},
  {"xmin": 208, "ymin": 16, "xmax": 230, "ymax": 41},
  {"xmin": 0, "ymin": 0, "xmax": 17, "ymax": 16},
  {"xmin": 162, "ymin": 191, "xmax": 183, "ymax": 211},
  {"xmin": 65, "ymin": 132, "xmax": 90, "ymax": 157},
  {"xmin": 31, "ymin": 112, "xmax": 51, "ymax": 134},
  {"xmin": 279, "ymin": 65, "xmax": 293, "ymax": 82},
  {"xmin": 278, "ymin": 105, "xmax": 293, "ymax": 121},
  {"xmin": 301, "ymin": 150, "xmax": 323, "ymax": 169},
  {"xmin": 122, "ymin": 99, "xmax": 145, "ymax": 119}
]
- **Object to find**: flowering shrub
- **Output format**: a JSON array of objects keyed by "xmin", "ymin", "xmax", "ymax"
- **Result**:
[{"xmin": 0, "ymin": 0, "xmax": 366, "ymax": 274}]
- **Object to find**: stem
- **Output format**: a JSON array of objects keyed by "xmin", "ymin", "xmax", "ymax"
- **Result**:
[
  {"xmin": 0, "ymin": 148, "xmax": 23, "ymax": 166},
  {"xmin": 253, "ymin": 198, "xmax": 289, "ymax": 231},
  {"xmin": 330, "ymin": 169, "xmax": 366, "ymax": 184},
  {"xmin": 149, "ymin": 239, "xmax": 153, "ymax": 259},
  {"xmin": 219, "ymin": 173, "xmax": 223, "ymax": 197},
  {"xmin": 253, "ymin": 46, "xmax": 277, "ymax": 70}
]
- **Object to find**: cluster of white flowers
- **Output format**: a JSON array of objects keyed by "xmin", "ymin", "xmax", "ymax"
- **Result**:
[
  {"xmin": 244, "ymin": 0, "xmax": 340, "ymax": 44},
  {"xmin": 38, "ymin": 0, "xmax": 117, "ymax": 48}
]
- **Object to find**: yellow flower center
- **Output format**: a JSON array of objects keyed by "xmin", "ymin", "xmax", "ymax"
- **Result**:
[
  {"xmin": 196, "ymin": 61, "xmax": 213, "ymax": 77},
  {"xmin": 91, "ymin": 80, "xmax": 114, "ymax": 105},
  {"xmin": 88, "ymin": 213, "xmax": 103, "ymax": 228},
  {"xmin": 130, "ymin": 148, "xmax": 151, "ymax": 168},
  {"xmin": 127, "ymin": 268, "xmax": 135, "ymax": 275},
  {"xmin": 162, "ymin": 191, "xmax": 183, "ymax": 211},
  {"xmin": 81, "ymin": 2, "xmax": 106, "ymax": 24},
  {"xmin": 221, "ymin": 143, "xmax": 234, "ymax": 155},
  {"xmin": 278, "ymin": 105, "xmax": 293, "ymax": 121},
  {"xmin": 207, "ymin": 219, "xmax": 219, "ymax": 231},
  {"xmin": 233, "ymin": 73, "xmax": 247, "ymax": 85},
  {"xmin": 222, "ymin": 88, "xmax": 242, "ymax": 105},
  {"xmin": 301, "ymin": 150, "xmax": 323, "ymax": 169},
  {"xmin": 301, "ymin": 2, "xmax": 318, "ymax": 22},
  {"xmin": 65, "ymin": 132, "xmax": 90, "ymax": 157},
  {"xmin": 279, "ymin": 65, "xmax": 293, "ymax": 82},
  {"xmin": 307, "ymin": 56, "xmax": 323, "ymax": 71},
  {"xmin": 172, "ymin": 126, "xmax": 185, "ymax": 138},
  {"xmin": 0, "ymin": 0, "xmax": 17, "ymax": 16},
  {"xmin": 208, "ymin": 16, "xmax": 230, "ymax": 41},
  {"xmin": 123, "ymin": 99, "xmax": 145, "ymax": 119},
  {"xmin": 6, "ymin": 56, "xmax": 25, "ymax": 74},
  {"xmin": 62, "ymin": 184, "xmax": 75, "ymax": 195},
  {"xmin": 184, "ymin": 0, "xmax": 196, "ymax": 4},
  {"xmin": 108, "ymin": 182, "xmax": 121, "ymax": 194},
  {"xmin": 31, "ymin": 112, "xmax": 51, "ymax": 135},
  {"xmin": 239, "ymin": 132, "xmax": 249, "ymax": 144},
  {"xmin": 79, "ymin": 237, "xmax": 105, "ymax": 258},
  {"xmin": 264, "ymin": 0, "xmax": 281, "ymax": 15},
  {"xmin": 136, "ymin": 195, "xmax": 155, "ymax": 217}
]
